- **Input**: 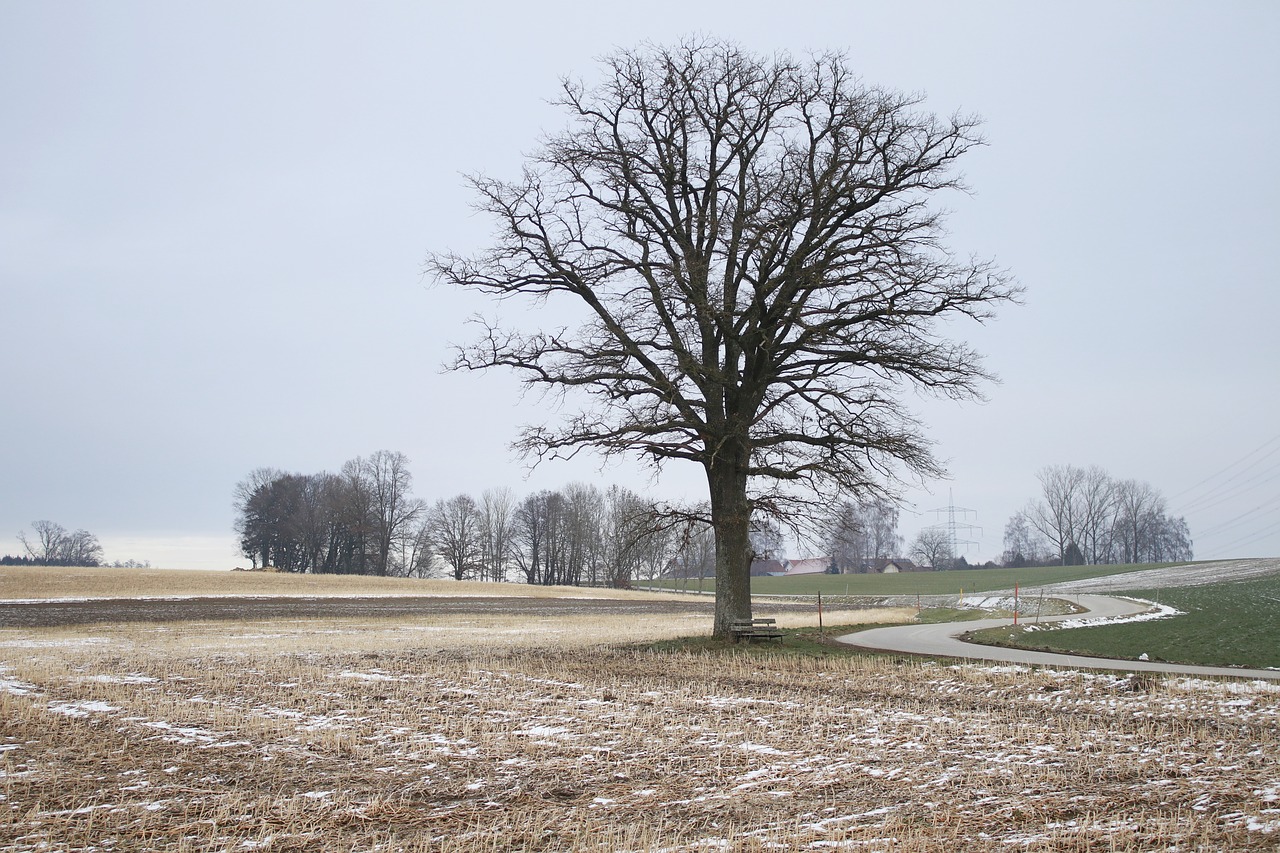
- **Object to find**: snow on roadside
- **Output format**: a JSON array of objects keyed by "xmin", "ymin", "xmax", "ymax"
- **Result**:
[{"xmin": 1020, "ymin": 598, "xmax": 1181, "ymax": 632}]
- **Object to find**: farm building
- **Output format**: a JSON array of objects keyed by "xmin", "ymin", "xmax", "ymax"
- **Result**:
[{"xmin": 748, "ymin": 556, "xmax": 930, "ymax": 576}]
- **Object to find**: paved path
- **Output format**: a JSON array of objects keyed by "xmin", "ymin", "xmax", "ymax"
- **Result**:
[{"xmin": 837, "ymin": 593, "xmax": 1280, "ymax": 681}]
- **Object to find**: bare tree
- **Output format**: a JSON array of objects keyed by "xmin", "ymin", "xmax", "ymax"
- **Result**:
[
  {"xmin": 429, "ymin": 40, "xmax": 1018, "ymax": 635},
  {"xmin": 749, "ymin": 518, "xmax": 786, "ymax": 562},
  {"xmin": 824, "ymin": 499, "xmax": 900, "ymax": 572},
  {"xmin": 479, "ymin": 487, "xmax": 517, "ymax": 582},
  {"xmin": 60, "ymin": 529, "xmax": 103, "ymax": 566},
  {"xmin": 599, "ymin": 485, "xmax": 663, "ymax": 588},
  {"xmin": 562, "ymin": 482, "xmax": 603, "ymax": 586},
  {"xmin": 671, "ymin": 521, "xmax": 717, "ymax": 590},
  {"xmin": 513, "ymin": 491, "xmax": 551, "ymax": 584},
  {"xmin": 233, "ymin": 456, "xmax": 427, "ymax": 575},
  {"xmin": 19, "ymin": 520, "xmax": 67, "ymax": 564},
  {"xmin": 362, "ymin": 450, "xmax": 424, "ymax": 577},
  {"xmin": 401, "ymin": 513, "xmax": 437, "ymax": 578},
  {"xmin": 1001, "ymin": 510, "xmax": 1050, "ymax": 567},
  {"xmin": 1025, "ymin": 465, "xmax": 1086, "ymax": 566},
  {"xmin": 630, "ymin": 507, "xmax": 678, "ymax": 583},
  {"xmin": 1075, "ymin": 466, "xmax": 1117, "ymax": 565},
  {"xmin": 1112, "ymin": 478, "xmax": 1192, "ymax": 564},
  {"xmin": 18, "ymin": 521, "xmax": 102, "ymax": 566},
  {"xmin": 429, "ymin": 494, "xmax": 483, "ymax": 581},
  {"xmin": 909, "ymin": 526, "xmax": 953, "ymax": 570}
]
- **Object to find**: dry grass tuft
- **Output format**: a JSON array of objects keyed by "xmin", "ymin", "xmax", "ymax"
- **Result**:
[{"xmin": 2, "ymin": 606, "xmax": 1278, "ymax": 851}]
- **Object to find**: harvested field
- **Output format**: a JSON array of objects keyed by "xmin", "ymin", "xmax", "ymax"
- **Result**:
[
  {"xmin": 0, "ymin": 565, "xmax": 721, "ymax": 602},
  {"xmin": 2, "ymin": 609, "xmax": 1278, "ymax": 851}
]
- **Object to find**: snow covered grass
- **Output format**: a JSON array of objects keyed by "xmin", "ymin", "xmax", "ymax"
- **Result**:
[
  {"xmin": 2, "ymin": 613, "xmax": 1278, "ymax": 850},
  {"xmin": 969, "ymin": 573, "xmax": 1280, "ymax": 670}
]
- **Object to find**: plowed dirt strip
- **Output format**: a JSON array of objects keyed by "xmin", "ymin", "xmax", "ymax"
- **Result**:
[{"xmin": 3, "ymin": 641, "xmax": 1278, "ymax": 851}]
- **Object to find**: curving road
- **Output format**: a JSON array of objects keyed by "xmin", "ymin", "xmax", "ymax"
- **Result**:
[{"xmin": 837, "ymin": 593, "xmax": 1280, "ymax": 681}]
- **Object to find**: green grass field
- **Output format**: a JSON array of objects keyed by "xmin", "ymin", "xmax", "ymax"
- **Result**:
[
  {"xmin": 971, "ymin": 573, "xmax": 1280, "ymax": 670},
  {"xmin": 656, "ymin": 562, "xmax": 1187, "ymax": 597}
]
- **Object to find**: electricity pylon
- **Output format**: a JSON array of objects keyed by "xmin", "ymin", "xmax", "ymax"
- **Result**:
[{"xmin": 924, "ymin": 489, "xmax": 982, "ymax": 563}]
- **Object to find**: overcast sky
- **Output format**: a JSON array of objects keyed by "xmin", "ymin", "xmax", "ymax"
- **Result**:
[{"xmin": 3, "ymin": 1, "xmax": 1278, "ymax": 570}]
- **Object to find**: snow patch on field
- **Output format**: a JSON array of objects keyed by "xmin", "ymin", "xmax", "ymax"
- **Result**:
[
  {"xmin": 0, "ymin": 670, "xmax": 39, "ymax": 696},
  {"xmin": 82, "ymin": 673, "xmax": 158, "ymax": 685},
  {"xmin": 0, "ymin": 637, "xmax": 111, "ymax": 649},
  {"xmin": 49, "ymin": 699, "xmax": 121, "ymax": 717}
]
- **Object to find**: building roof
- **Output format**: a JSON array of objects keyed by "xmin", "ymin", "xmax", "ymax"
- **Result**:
[{"xmin": 785, "ymin": 557, "xmax": 831, "ymax": 575}]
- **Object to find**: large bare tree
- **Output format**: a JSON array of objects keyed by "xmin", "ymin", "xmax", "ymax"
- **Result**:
[{"xmin": 429, "ymin": 40, "xmax": 1018, "ymax": 635}]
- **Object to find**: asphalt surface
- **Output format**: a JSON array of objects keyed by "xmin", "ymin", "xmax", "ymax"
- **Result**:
[{"xmin": 837, "ymin": 593, "xmax": 1280, "ymax": 681}]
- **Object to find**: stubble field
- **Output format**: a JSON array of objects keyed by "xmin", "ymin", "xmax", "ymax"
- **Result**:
[{"xmin": 1, "ymin": 569, "xmax": 1278, "ymax": 850}]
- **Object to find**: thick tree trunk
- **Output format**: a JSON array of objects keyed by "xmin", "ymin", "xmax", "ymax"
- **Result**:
[{"xmin": 706, "ymin": 451, "xmax": 753, "ymax": 638}]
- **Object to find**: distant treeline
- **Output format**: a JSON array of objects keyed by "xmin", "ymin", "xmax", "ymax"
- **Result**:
[
  {"xmin": 1004, "ymin": 465, "xmax": 1193, "ymax": 567},
  {"xmin": 2, "ymin": 554, "xmax": 97, "ymax": 567},
  {"xmin": 0, "ymin": 554, "xmax": 152, "ymax": 568},
  {"xmin": 234, "ymin": 451, "xmax": 696, "ymax": 585}
]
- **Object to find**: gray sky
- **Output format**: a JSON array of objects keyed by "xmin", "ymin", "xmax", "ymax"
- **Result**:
[{"xmin": 3, "ymin": 1, "xmax": 1278, "ymax": 570}]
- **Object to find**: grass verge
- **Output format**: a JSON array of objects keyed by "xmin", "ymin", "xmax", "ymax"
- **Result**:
[{"xmin": 967, "ymin": 573, "xmax": 1280, "ymax": 669}]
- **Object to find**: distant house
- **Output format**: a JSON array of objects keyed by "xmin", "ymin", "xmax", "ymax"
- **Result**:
[
  {"xmin": 784, "ymin": 557, "xmax": 832, "ymax": 576},
  {"xmin": 748, "ymin": 557, "xmax": 831, "ymax": 576},
  {"xmin": 750, "ymin": 558, "xmax": 786, "ymax": 577},
  {"xmin": 747, "ymin": 555, "xmax": 928, "ymax": 577},
  {"xmin": 865, "ymin": 558, "xmax": 924, "ymax": 574}
]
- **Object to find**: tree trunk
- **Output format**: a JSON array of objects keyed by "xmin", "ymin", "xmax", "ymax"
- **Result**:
[{"xmin": 706, "ymin": 451, "xmax": 753, "ymax": 638}]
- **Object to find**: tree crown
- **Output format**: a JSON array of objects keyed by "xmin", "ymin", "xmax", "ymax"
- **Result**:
[{"xmin": 430, "ymin": 38, "xmax": 1019, "ymax": 517}]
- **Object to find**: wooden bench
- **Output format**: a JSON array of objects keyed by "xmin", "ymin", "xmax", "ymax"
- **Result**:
[{"xmin": 730, "ymin": 618, "xmax": 783, "ymax": 643}]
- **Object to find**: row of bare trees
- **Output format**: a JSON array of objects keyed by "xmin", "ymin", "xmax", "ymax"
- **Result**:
[
  {"xmin": 1004, "ymin": 465, "xmax": 1192, "ymax": 567},
  {"xmin": 425, "ymin": 485, "xmax": 681, "ymax": 586},
  {"xmin": 233, "ymin": 455, "xmax": 695, "ymax": 584}
]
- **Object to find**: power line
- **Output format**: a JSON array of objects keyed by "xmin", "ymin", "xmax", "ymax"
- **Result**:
[
  {"xmin": 1208, "ymin": 517, "xmax": 1280, "ymax": 557},
  {"xmin": 1170, "ymin": 432, "xmax": 1280, "ymax": 506},
  {"xmin": 1176, "ymin": 452, "xmax": 1280, "ymax": 514},
  {"xmin": 1195, "ymin": 492, "xmax": 1280, "ymax": 539},
  {"xmin": 1167, "ymin": 432, "xmax": 1280, "ymax": 558},
  {"xmin": 1178, "ymin": 464, "xmax": 1280, "ymax": 519}
]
